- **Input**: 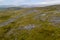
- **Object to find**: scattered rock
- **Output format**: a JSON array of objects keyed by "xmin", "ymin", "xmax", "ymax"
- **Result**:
[
  {"xmin": 24, "ymin": 24, "xmax": 35, "ymax": 30},
  {"xmin": 49, "ymin": 16, "xmax": 60, "ymax": 24},
  {"xmin": 18, "ymin": 24, "xmax": 35, "ymax": 30}
]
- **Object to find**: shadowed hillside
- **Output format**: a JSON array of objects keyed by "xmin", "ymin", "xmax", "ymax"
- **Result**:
[{"xmin": 0, "ymin": 5, "xmax": 60, "ymax": 40}]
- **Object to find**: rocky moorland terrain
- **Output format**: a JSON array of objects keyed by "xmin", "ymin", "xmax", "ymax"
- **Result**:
[{"xmin": 0, "ymin": 5, "xmax": 60, "ymax": 40}]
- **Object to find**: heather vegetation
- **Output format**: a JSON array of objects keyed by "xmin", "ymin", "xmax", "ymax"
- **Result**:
[{"xmin": 0, "ymin": 5, "xmax": 60, "ymax": 40}]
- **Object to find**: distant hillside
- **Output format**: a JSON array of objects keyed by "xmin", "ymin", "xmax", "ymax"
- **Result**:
[
  {"xmin": 0, "ymin": 5, "xmax": 22, "ymax": 11},
  {"xmin": 0, "ymin": 7, "xmax": 22, "ymax": 11},
  {"xmin": 0, "ymin": 4, "xmax": 60, "ymax": 10}
]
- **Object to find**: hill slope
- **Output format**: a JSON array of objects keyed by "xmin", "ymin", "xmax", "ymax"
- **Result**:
[{"xmin": 0, "ymin": 5, "xmax": 60, "ymax": 40}]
